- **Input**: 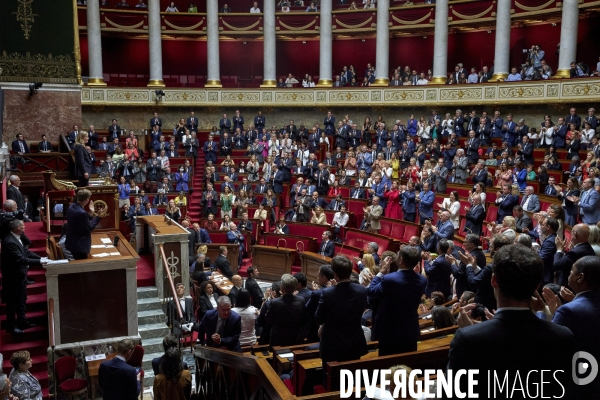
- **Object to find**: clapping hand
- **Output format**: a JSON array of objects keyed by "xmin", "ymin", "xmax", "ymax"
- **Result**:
[
  {"xmin": 458, "ymin": 250, "xmax": 475, "ymax": 266},
  {"xmin": 560, "ymin": 286, "xmax": 575, "ymax": 302},
  {"xmin": 457, "ymin": 303, "xmax": 478, "ymax": 328},
  {"xmin": 380, "ymin": 256, "xmax": 393, "ymax": 274},
  {"xmin": 89, "ymin": 201, "xmax": 95, "ymax": 213},
  {"xmin": 555, "ymin": 236, "xmax": 568, "ymax": 251},
  {"xmin": 445, "ymin": 254, "xmax": 457, "ymax": 265}
]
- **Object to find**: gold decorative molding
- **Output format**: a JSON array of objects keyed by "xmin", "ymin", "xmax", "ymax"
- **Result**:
[
  {"xmin": 441, "ymin": 88, "xmax": 483, "ymax": 100},
  {"xmin": 13, "ymin": 0, "xmax": 38, "ymax": 40},
  {"xmin": 391, "ymin": 11, "xmax": 432, "ymax": 25},
  {"xmin": 279, "ymin": 19, "xmax": 317, "ymax": 30},
  {"xmin": 499, "ymin": 86, "xmax": 544, "ymax": 98},
  {"xmin": 0, "ymin": 51, "xmax": 77, "ymax": 84},
  {"xmin": 72, "ymin": 0, "xmax": 83, "ymax": 85},
  {"xmin": 221, "ymin": 18, "xmax": 261, "ymax": 31},
  {"xmin": 334, "ymin": 16, "xmax": 373, "ymax": 29},
  {"xmin": 515, "ymin": 0, "xmax": 555, "ymax": 11},
  {"xmin": 384, "ymin": 90, "xmax": 425, "ymax": 101},
  {"xmin": 104, "ymin": 17, "xmax": 144, "ymax": 30},
  {"xmin": 163, "ymin": 18, "xmax": 204, "ymax": 31},
  {"xmin": 451, "ymin": 4, "xmax": 494, "ymax": 19}
]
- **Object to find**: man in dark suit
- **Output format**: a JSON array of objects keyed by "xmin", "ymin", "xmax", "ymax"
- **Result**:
[
  {"xmin": 367, "ymin": 246, "xmax": 426, "ymax": 356},
  {"xmin": 11, "ymin": 133, "xmax": 30, "ymax": 155},
  {"xmin": 495, "ymin": 184, "xmax": 519, "ymax": 223},
  {"xmin": 74, "ymin": 134, "xmax": 95, "ymax": 187},
  {"xmin": 265, "ymin": 274, "xmax": 306, "ymax": 346},
  {"xmin": 219, "ymin": 113, "xmax": 232, "ymax": 134},
  {"xmin": 448, "ymin": 245, "xmax": 575, "ymax": 398},
  {"xmin": 38, "ymin": 135, "xmax": 53, "ymax": 152},
  {"xmin": 214, "ymin": 246, "xmax": 234, "ymax": 279},
  {"xmin": 186, "ymin": 111, "xmax": 198, "ymax": 131},
  {"xmin": 273, "ymin": 216, "xmax": 290, "ymax": 235},
  {"xmin": 464, "ymin": 194, "xmax": 485, "ymax": 235},
  {"xmin": 201, "ymin": 183, "xmax": 218, "ymax": 217},
  {"xmin": 551, "ymin": 255, "xmax": 600, "ymax": 398},
  {"xmin": 423, "ymin": 239, "xmax": 453, "ymax": 299},
  {"xmin": 150, "ymin": 112, "xmax": 162, "ymax": 128},
  {"xmin": 254, "ymin": 111, "xmax": 266, "ymax": 132},
  {"xmin": 293, "ymin": 272, "xmax": 312, "ymax": 304},
  {"xmin": 470, "ymin": 162, "xmax": 488, "ymax": 186},
  {"xmin": 465, "ymin": 131, "xmax": 480, "ymax": 165},
  {"xmin": 463, "ymin": 234, "xmax": 512, "ymax": 311},
  {"xmin": 326, "ymin": 194, "xmax": 345, "ymax": 211},
  {"xmin": 451, "ymin": 234, "xmax": 486, "ymax": 300},
  {"xmin": 228, "ymin": 275, "xmax": 243, "ymax": 306},
  {"xmin": 203, "ymin": 135, "xmax": 219, "ymax": 163},
  {"xmin": 315, "ymin": 256, "xmax": 368, "ymax": 368},
  {"xmin": 513, "ymin": 205, "xmax": 533, "ymax": 234},
  {"xmin": 245, "ymin": 267, "xmax": 264, "ymax": 309},
  {"xmin": 65, "ymin": 189, "xmax": 101, "ymax": 260},
  {"xmin": 166, "ymin": 283, "xmax": 196, "ymax": 337},
  {"xmin": 1, "ymin": 219, "xmax": 42, "ymax": 335},
  {"xmin": 195, "ymin": 296, "xmax": 242, "ymax": 352},
  {"xmin": 108, "ymin": 119, "xmax": 121, "ymax": 140},
  {"xmin": 350, "ymin": 182, "xmax": 366, "ymax": 199},
  {"xmin": 184, "ymin": 132, "xmax": 199, "ymax": 157},
  {"xmin": 7, "ymin": 176, "xmax": 26, "ymax": 217},
  {"xmin": 553, "ymin": 224, "xmax": 595, "ymax": 287},
  {"xmin": 535, "ymin": 217, "xmax": 558, "ymax": 285},
  {"xmin": 317, "ymin": 231, "xmax": 335, "ymax": 257},
  {"xmin": 99, "ymin": 339, "xmax": 141, "ymax": 400},
  {"xmin": 518, "ymin": 135, "xmax": 535, "ymax": 165}
]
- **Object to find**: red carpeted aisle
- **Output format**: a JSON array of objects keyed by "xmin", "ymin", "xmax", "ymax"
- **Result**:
[
  {"xmin": 137, "ymin": 254, "xmax": 156, "ymax": 287},
  {"xmin": 0, "ymin": 222, "xmax": 50, "ymax": 398}
]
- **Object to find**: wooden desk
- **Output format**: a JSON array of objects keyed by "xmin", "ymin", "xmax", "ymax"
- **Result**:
[
  {"xmin": 210, "ymin": 272, "xmax": 233, "ymax": 296},
  {"xmin": 87, "ymin": 353, "xmax": 117, "ymax": 400},
  {"xmin": 299, "ymin": 251, "xmax": 332, "ymax": 283},
  {"xmin": 251, "ymin": 245, "xmax": 297, "ymax": 281},
  {"xmin": 89, "ymin": 231, "xmax": 137, "ymax": 259}
]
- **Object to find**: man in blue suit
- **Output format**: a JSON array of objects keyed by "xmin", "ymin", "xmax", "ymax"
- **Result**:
[
  {"xmin": 537, "ymin": 217, "xmax": 558, "ymax": 285},
  {"xmin": 402, "ymin": 181, "xmax": 417, "ymax": 222},
  {"xmin": 367, "ymin": 246, "xmax": 427, "ymax": 356},
  {"xmin": 553, "ymin": 224, "xmax": 595, "ymax": 287},
  {"xmin": 429, "ymin": 210, "xmax": 455, "ymax": 246},
  {"xmin": 219, "ymin": 113, "xmax": 232, "ymax": 134},
  {"xmin": 98, "ymin": 339, "xmax": 141, "ymax": 400},
  {"xmin": 579, "ymin": 178, "xmax": 600, "ymax": 225},
  {"xmin": 423, "ymin": 239, "xmax": 453, "ymax": 299},
  {"xmin": 195, "ymin": 296, "xmax": 242, "ymax": 352},
  {"xmin": 464, "ymin": 194, "xmax": 485, "ymax": 235},
  {"xmin": 552, "ymin": 118, "xmax": 567, "ymax": 148},
  {"xmin": 495, "ymin": 184, "xmax": 518, "ymax": 223},
  {"xmin": 324, "ymin": 111, "xmax": 335, "ymax": 135},
  {"xmin": 254, "ymin": 111, "xmax": 266, "ymax": 131},
  {"xmin": 449, "ymin": 245, "xmax": 575, "ymax": 398},
  {"xmin": 551, "ymin": 255, "xmax": 600, "ymax": 399},
  {"xmin": 11, "ymin": 134, "xmax": 30, "ymax": 154},
  {"xmin": 272, "ymin": 164, "xmax": 284, "ymax": 194},
  {"xmin": 65, "ymin": 189, "xmax": 101, "ymax": 260},
  {"xmin": 227, "ymin": 223, "xmax": 245, "ymax": 267},
  {"xmin": 203, "ymin": 135, "xmax": 219, "ymax": 163},
  {"xmin": 417, "ymin": 182, "xmax": 434, "ymax": 224},
  {"xmin": 317, "ymin": 231, "xmax": 335, "ymax": 257},
  {"xmin": 315, "ymin": 256, "xmax": 368, "ymax": 365}
]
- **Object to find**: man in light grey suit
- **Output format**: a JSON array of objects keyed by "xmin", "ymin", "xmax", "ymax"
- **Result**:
[
  {"xmin": 520, "ymin": 186, "xmax": 540, "ymax": 213},
  {"xmin": 452, "ymin": 149, "xmax": 469, "ymax": 184},
  {"xmin": 432, "ymin": 158, "xmax": 449, "ymax": 194},
  {"xmin": 513, "ymin": 205, "xmax": 533, "ymax": 233}
]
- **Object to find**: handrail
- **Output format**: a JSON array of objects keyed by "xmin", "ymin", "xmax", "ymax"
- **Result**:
[
  {"xmin": 158, "ymin": 243, "xmax": 184, "ymax": 322},
  {"xmin": 276, "ymin": 238, "xmax": 287, "ymax": 249},
  {"xmin": 48, "ymin": 298, "xmax": 56, "ymax": 348}
]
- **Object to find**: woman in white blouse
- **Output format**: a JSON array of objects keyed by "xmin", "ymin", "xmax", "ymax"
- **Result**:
[
  {"xmin": 165, "ymin": 1, "xmax": 179, "ymax": 12},
  {"xmin": 581, "ymin": 121, "xmax": 595, "ymax": 149},
  {"xmin": 437, "ymin": 190, "xmax": 460, "ymax": 229},
  {"xmin": 232, "ymin": 289, "xmax": 258, "ymax": 346},
  {"xmin": 539, "ymin": 120, "xmax": 555, "ymax": 148},
  {"xmin": 469, "ymin": 182, "xmax": 487, "ymax": 209}
]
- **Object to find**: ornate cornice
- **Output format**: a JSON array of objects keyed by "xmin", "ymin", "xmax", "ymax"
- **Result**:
[
  {"xmin": 80, "ymin": 79, "xmax": 600, "ymax": 107},
  {"xmin": 0, "ymin": 51, "xmax": 77, "ymax": 84}
]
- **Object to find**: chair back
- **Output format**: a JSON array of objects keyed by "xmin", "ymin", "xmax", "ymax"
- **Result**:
[
  {"xmin": 126, "ymin": 345, "xmax": 144, "ymax": 368},
  {"xmin": 54, "ymin": 356, "xmax": 76, "ymax": 384}
]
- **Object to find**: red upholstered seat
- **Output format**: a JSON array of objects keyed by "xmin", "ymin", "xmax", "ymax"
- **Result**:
[
  {"xmin": 59, "ymin": 379, "xmax": 88, "ymax": 392},
  {"xmin": 284, "ymin": 379, "xmax": 295, "ymax": 394},
  {"xmin": 485, "ymin": 205, "xmax": 498, "ymax": 223},
  {"xmin": 127, "ymin": 345, "xmax": 144, "ymax": 368},
  {"xmin": 402, "ymin": 225, "xmax": 419, "ymax": 244}
]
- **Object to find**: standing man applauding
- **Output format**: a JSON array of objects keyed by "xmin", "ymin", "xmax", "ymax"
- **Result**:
[{"xmin": 66, "ymin": 189, "xmax": 101, "ymax": 260}]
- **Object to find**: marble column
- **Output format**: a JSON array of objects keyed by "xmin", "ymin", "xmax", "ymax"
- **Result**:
[
  {"xmin": 261, "ymin": 0, "xmax": 277, "ymax": 87},
  {"xmin": 555, "ymin": 0, "xmax": 579, "ymax": 78},
  {"xmin": 491, "ymin": 0, "xmax": 511, "ymax": 81},
  {"xmin": 85, "ymin": 0, "xmax": 106, "ymax": 86},
  {"xmin": 147, "ymin": 0, "xmax": 165, "ymax": 87},
  {"xmin": 430, "ymin": 0, "xmax": 449, "ymax": 84},
  {"xmin": 373, "ymin": 0, "xmax": 390, "ymax": 86},
  {"xmin": 205, "ymin": 0, "xmax": 222, "ymax": 87},
  {"xmin": 317, "ymin": 0, "xmax": 333, "ymax": 87}
]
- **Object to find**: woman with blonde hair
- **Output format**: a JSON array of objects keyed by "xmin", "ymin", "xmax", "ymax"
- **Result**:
[
  {"xmin": 588, "ymin": 225, "xmax": 600, "ymax": 256},
  {"xmin": 358, "ymin": 253, "xmax": 376, "ymax": 285},
  {"xmin": 253, "ymin": 203, "xmax": 268, "ymax": 230},
  {"xmin": 165, "ymin": 199, "xmax": 181, "ymax": 221},
  {"xmin": 310, "ymin": 206, "xmax": 327, "ymax": 225}
]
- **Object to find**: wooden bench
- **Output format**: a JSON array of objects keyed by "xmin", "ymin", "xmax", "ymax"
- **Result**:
[{"xmin": 345, "ymin": 228, "xmax": 399, "ymax": 253}]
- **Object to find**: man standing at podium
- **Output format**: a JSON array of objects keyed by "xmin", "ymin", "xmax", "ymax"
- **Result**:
[{"xmin": 66, "ymin": 189, "xmax": 101, "ymax": 260}]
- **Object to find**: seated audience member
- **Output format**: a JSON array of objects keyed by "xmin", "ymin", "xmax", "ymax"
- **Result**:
[
  {"xmin": 195, "ymin": 296, "xmax": 242, "ymax": 352},
  {"xmin": 166, "ymin": 283, "xmax": 195, "ymax": 337},
  {"xmin": 9, "ymin": 351, "xmax": 42, "ymax": 400},
  {"xmin": 153, "ymin": 347, "xmax": 191, "ymax": 400},
  {"xmin": 431, "ymin": 305, "xmax": 456, "ymax": 329},
  {"xmin": 197, "ymin": 281, "xmax": 219, "ymax": 320},
  {"xmin": 448, "ymin": 245, "xmax": 576, "ymax": 398},
  {"xmin": 98, "ymin": 339, "xmax": 141, "ymax": 400}
]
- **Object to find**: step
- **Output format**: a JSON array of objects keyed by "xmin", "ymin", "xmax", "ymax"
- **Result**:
[
  {"xmin": 32, "ymin": 370, "xmax": 49, "ymax": 390},
  {"xmin": 142, "ymin": 351, "xmax": 163, "ymax": 372},
  {"xmin": 0, "ymin": 281, "xmax": 47, "ymax": 297},
  {"xmin": 0, "ymin": 339, "xmax": 49, "ymax": 359},
  {"xmin": 138, "ymin": 322, "xmax": 170, "ymax": 340},
  {"xmin": 143, "ymin": 370, "xmax": 156, "ymax": 388},
  {"xmin": 0, "ymin": 309, "xmax": 48, "ymax": 329},
  {"xmin": 0, "ymin": 293, "xmax": 48, "ymax": 313},
  {"xmin": 141, "ymin": 337, "xmax": 165, "ymax": 354},
  {"xmin": 137, "ymin": 297, "xmax": 164, "ymax": 312},
  {"xmin": 0, "ymin": 325, "xmax": 48, "ymax": 345},
  {"xmin": 138, "ymin": 309, "xmax": 166, "ymax": 326},
  {"xmin": 137, "ymin": 286, "xmax": 158, "ymax": 299}
]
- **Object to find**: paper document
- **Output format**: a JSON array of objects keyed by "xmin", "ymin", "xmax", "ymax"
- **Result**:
[
  {"xmin": 47, "ymin": 260, "xmax": 69, "ymax": 265},
  {"xmin": 100, "ymin": 238, "xmax": 112, "ymax": 244},
  {"xmin": 91, "ymin": 245, "xmax": 107, "ymax": 248},
  {"xmin": 92, "ymin": 253, "xmax": 110, "ymax": 258},
  {"xmin": 109, "ymin": 252, "xmax": 121, "ymax": 256}
]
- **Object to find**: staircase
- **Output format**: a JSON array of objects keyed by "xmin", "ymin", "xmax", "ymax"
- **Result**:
[
  {"xmin": 0, "ymin": 231, "xmax": 50, "ymax": 398},
  {"xmin": 137, "ymin": 286, "xmax": 170, "ymax": 387},
  {"xmin": 186, "ymin": 155, "xmax": 205, "ymax": 222}
]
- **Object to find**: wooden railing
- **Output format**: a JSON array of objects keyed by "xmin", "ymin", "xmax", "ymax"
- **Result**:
[
  {"xmin": 158, "ymin": 243, "xmax": 184, "ymax": 324},
  {"xmin": 48, "ymin": 298, "xmax": 58, "ymax": 400},
  {"xmin": 13, "ymin": 152, "xmax": 73, "ymax": 174}
]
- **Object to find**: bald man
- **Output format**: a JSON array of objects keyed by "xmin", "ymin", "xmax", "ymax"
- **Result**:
[
  {"xmin": 228, "ymin": 275, "xmax": 243, "ymax": 306},
  {"xmin": 553, "ymin": 224, "xmax": 595, "ymax": 286}
]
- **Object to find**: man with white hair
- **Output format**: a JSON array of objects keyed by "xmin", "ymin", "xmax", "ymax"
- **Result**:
[
  {"xmin": 226, "ymin": 222, "xmax": 245, "ymax": 267},
  {"xmin": 520, "ymin": 186, "xmax": 540, "ymax": 213},
  {"xmin": 6, "ymin": 175, "xmax": 29, "ymax": 221},
  {"xmin": 452, "ymin": 149, "xmax": 469, "ymax": 184}
]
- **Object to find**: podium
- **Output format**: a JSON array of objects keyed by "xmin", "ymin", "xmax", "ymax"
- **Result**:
[
  {"xmin": 300, "ymin": 251, "xmax": 332, "ymax": 283},
  {"xmin": 135, "ymin": 215, "xmax": 190, "ymax": 298},
  {"xmin": 85, "ymin": 184, "xmax": 120, "ymax": 230},
  {"xmin": 251, "ymin": 245, "xmax": 297, "ymax": 281},
  {"xmin": 45, "ymin": 231, "xmax": 139, "ymax": 345}
]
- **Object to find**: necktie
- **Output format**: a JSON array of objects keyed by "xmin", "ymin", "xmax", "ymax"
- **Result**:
[
  {"xmin": 546, "ymin": 187, "xmax": 551, "ymax": 195},
  {"xmin": 521, "ymin": 195, "xmax": 529, "ymax": 207},
  {"xmin": 320, "ymin": 241, "xmax": 326, "ymax": 255},
  {"xmin": 19, "ymin": 141, "xmax": 24, "ymax": 153}
]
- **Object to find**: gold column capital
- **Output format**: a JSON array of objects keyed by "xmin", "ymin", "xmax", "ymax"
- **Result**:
[
  {"xmin": 147, "ymin": 79, "xmax": 166, "ymax": 88},
  {"xmin": 554, "ymin": 69, "xmax": 571, "ymax": 79},
  {"xmin": 87, "ymin": 78, "xmax": 107, "ymax": 86},
  {"xmin": 316, "ymin": 79, "xmax": 333, "ymax": 87},
  {"xmin": 371, "ymin": 78, "xmax": 390, "ymax": 87},
  {"xmin": 205, "ymin": 80, "xmax": 223, "ymax": 88},
  {"xmin": 490, "ymin": 73, "xmax": 509, "ymax": 81},
  {"xmin": 260, "ymin": 80, "xmax": 277, "ymax": 88},
  {"xmin": 430, "ymin": 76, "xmax": 446, "ymax": 84}
]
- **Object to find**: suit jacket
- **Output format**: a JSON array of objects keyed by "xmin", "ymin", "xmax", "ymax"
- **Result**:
[
  {"xmin": 214, "ymin": 254, "xmax": 234, "ymax": 279},
  {"xmin": 167, "ymin": 297, "xmax": 196, "ymax": 329},
  {"xmin": 65, "ymin": 202, "xmax": 100, "ymax": 255},
  {"xmin": 196, "ymin": 309, "xmax": 242, "ymax": 352},
  {"xmin": 464, "ymin": 204, "xmax": 485, "ymax": 235},
  {"xmin": 466, "ymin": 264, "xmax": 496, "ymax": 311},
  {"xmin": 74, "ymin": 144, "xmax": 94, "ymax": 178},
  {"xmin": 150, "ymin": 117, "xmax": 162, "ymax": 128},
  {"xmin": 317, "ymin": 240, "xmax": 335, "ymax": 257},
  {"xmin": 198, "ymin": 293, "xmax": 219, "ymax": 318},
  {"xmin": 520, "ymin": 194, "xmax": 540, "ymax": 213},
  {"xmin": 186, "ymin": 117, "xmax": 198, "ymax": 131},
  {"xmin": 1, "ymin": 233, "xmax": 41, "ymax": 300},
  {"xmin": 539, "ymin": 233, "xmax": 557, "ymax": 284},
  {"xmin": 424, "ymin": 255, "xmax": 452, "ymax": 299},
  {"xmin": 552, "ymin": 289, "xmax": 600, "ymax": 398},
  {"xmin": 315, "ymin": 282, "xmax": 368, "ymax": 363},
  {"xmin": 98, "ymin": 357, "xmax": 140, "ymax": 400},
  {"xmin": 350, "ymin": 188, "xmax": 366, "ymax": 199},
  {"xmin": 245, "ymin": 277, "xmax": 264, "ymax": 309},
  {"xmin": 448, "ymin": 309, "xmax": 575, "ymax": 398},
  {"xmin": 454, "ymin": 157, "xmax": 469, "ymax": 180},
  {"xmin": 452, "ymin": 249, "xmax": 486, "ymax": 299},
  {"xmin": 11, "ymin": 139, "xmax": 30, "ymax": 154},
  {"xmin": 265, "ymin": 294, "xmax": 306, "ymax": 346},
  {"xmin": 496, "ymin": 194, "xmax": 518, "ymax": 222},
  {"xmin": 553, "ymin": 243, "xmax": 595, "ymax": 286},
  {"xmin": 38, "ymin": 140, "xmax": 53, "ymax": 152},
  {"xmin": 515, "ymin": 213, "xmax": 533, "ymax": 233},
  {"xmin": 367, "ymin": 270, "xmax": 427, "ymax": 355},
  {"xmin": 580, "ymin": 189, "xmax": 600, "ymax": 225},
  {"xmin": 6, "ymin": 186, "xmax": 25, "ymax": 211}
]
